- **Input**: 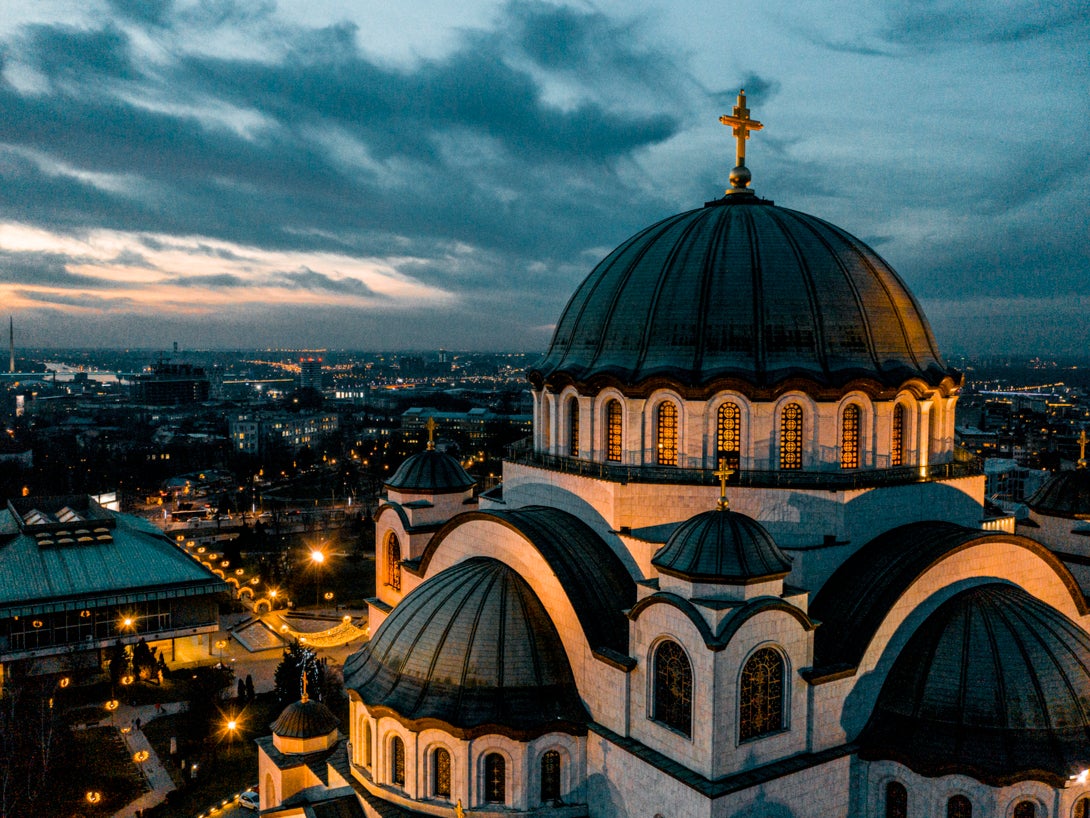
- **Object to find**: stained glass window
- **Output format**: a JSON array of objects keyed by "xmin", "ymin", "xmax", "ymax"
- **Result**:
[
  {"xmin": 779, "ymin": 403, "xmax": 803, "ymax": 470},
  {"xmin": 739, "ymin": 647, "xmax": 784, "ymax": 741},
  {"xmin": 540, "ymin": 750, "xmax": 561, "ymax": 802},
  {"xmin": 1075, "ymin": 797, "xmax": 1090, "ymax": 818},
  {"xmin": 568, "ymin": 399, "xmax": 580, "ymax": 457},
  {"xmin": 606, "ymin": 400, "xmax": 622, "ymax": 462},
  {"xmin": 363, "ymin": 719, "xmax": 372, "ymax": 768},
  {"xmin": 891, "ymin": 403, "xmax": 905, "ymax": 467},
  {"xmin": 946, "ymin": 795, "xmax": 971, "ymax": 818},
  {"xmin": 385, "ymin": 533, "xmax": 401, "ymax": 592},
  {"xmin": 1013, "ymin": 802, "xmax": 1035, "ymax": 818},
  {"xmin": 717, "ymin": 403, "xmax": 741, "ymax": 470},
  {"xmin": 885, "ymin": 781, "xmax": 907, "ymax": 818},
  {"xmin": 841, "ymin": 404, "xmax": 860, "ymax": 469},
  {"xmin": 652, "ymin": 640, "xmax": 692, "ymax": 736},
  {"xmin": 484, "ymin": 753, "xmax": 505, "ymax": 803},
  {"xmin": 656, "ymin": 402, "xmax": 678, "ymax": 466},
  {"xmin": 391, "ymin": 736, "xmax": 405, "ymax": 788},
  {"xmin": 433, "ymin": 748, "xmax": 451, "ymax": 799}
]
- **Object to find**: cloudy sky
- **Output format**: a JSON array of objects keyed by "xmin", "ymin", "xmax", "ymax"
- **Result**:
[{"xmin": 0, "ymin": 0, "xmax": 1087, "ymax": 355}]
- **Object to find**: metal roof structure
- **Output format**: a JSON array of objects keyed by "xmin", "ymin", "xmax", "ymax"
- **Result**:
[{"xmin": 652, "ymin": 507, "xmax": 791, "ymax": 584}]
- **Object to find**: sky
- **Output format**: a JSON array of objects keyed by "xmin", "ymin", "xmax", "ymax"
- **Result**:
[{"xmin": 0, "ymin": 0, "xmax": 1087, "ymax": 355}]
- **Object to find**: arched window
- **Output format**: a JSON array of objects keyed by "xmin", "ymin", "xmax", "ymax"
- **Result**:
[
  {"xmin": 739, "ymin": 647, "xmax": 784, "ymax": 741},
  {"xmin": 484, "ymin": 753, "xmax": 506, "ymax": 803},
  {"xmin": 606, "ymin": 400, "xmax": 622, "ymax": 462},
  {"xmin": 362, "ymin": 719, "xmax": 372, "ymax": 768},
  {"xmin": 840, "ymin": 404, "xmax": 860, "ymax": 469},
  {"xmin": 1076, "ymin": 797, "xmax": 1090, "ymax": 818},
  {"xmin": 568, "ymin": 398, "xmax": 580, "ymax": 457},
  {"xmin": 655, "ymin": 402, "xmax": 678, "ymax": 466},
  {"xmin": 264, "ymin": 773, "xmax": 276, "ymax": 808},
  {"xmin": 946, "ymin": 795, "xmax": 971, "ymax": 818},
  {"xmin": 891, "ymin": 403, "xmax": 905, "ymax": 467},
  {"xmin": 779, "ymin": 403, "xmax": 803, "ymax": 470},
  {"xmin": 385, "ymin": 533, "xmax": 402, "ymax": 592},
  {"xmin": 652, "ymin": 640, "xmax": 692, "ymax": 736},
  {"xmin": 885, "ymin": 781, "xmax": 907, "ymax": 818},
  {"xmin": 391, "ymin": 736, "xmax": 406, "ymax": 788},
  {"xmin": 540, "ymin": 750, "xmax": 561, "ymax": 803},
  {"xmin": 717, "ymin": 402, "xmax": 741, "ymax": 470},
  {"xmin": 433, "ymin": 748, "xmax": 451, "ymax": 799},
  {"xmin": 1013, "ymin": 802, "xmax": 1035, "ymax": 818}
]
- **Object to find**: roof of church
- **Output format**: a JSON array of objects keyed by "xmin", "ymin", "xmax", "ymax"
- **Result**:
[
  {"xmin": 651, "ymin": 507, "xmax": 790, "ymax": 583},
  {"xmin": 530, "ymin": 196, "xmax": 954, "ymax": 397},
  {"xmin": 384, "ymin": 449, "xmax": 475, "ymax": 494},
  {"xmin": 271, "ymin": 698, "xmax": 339, "ymax": 740},
  {"xmin": 1026, "ymin": 468, "xmax": 1090, "ymax": 518},
  {"xmin": 861, "ymin": 583, "xmax": 1090, "ymax": 787},
  {"xmin": 343, "ymin": 557, "xmax": 588, "ymax": 739}
]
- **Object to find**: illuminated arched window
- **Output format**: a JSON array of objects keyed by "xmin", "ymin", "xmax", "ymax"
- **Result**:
[
  {"xmin": 652, "ymin": 640, "xmax": 692, "ymax": 736},
  {"xmin": 385, "ymin": 533, "xmax": 401, "ymax": 592},
  {"xmin": 891, "ymin": 403, "xmax": 905, "ymax": 467},
  {"xmin": 433, "ymin": 748, "xmax": 451, "ymax": 799},
  {"xmin": 1075, "ymin": 797, "xmax": 1090, "ymax": 818},
  {"xmin": 540, "ymin": 750, "xmax": 561, "ymax": 803},
  {"xmin": 484, "ymin": 753, "xmax": 506, "ymax": 803},
  {"xmin": 739, "ymin": 647, "xmax": 784, "ymax": 741},
  {"xmin": 717, "ymin": 402, "xmax": 741, "ymax": 470},
  {"xmin": 885, "ymin": 781, "xmax": 907, "ymax": 818},
  {"xmin": 605, "ymin": 400, "xmax": 622, "ymax": 462},
  {"xmin": 391, "ymin": 736, "xmax": 406, "ymax": 787},
  {"xmin": 362, "ymin": 719, "xmax": 372, "ymax": 768},
  {"xmin": 946, "ymin": 795, "xmax": 971, "ymax": 818},
  {"xmin": 655, "ymin": 402, "xmax": 678, "ymax": 466},
  {"xmin": 779, "ymin": 403, "xmax": 803, "ymax": 470},
  {"xmin": 568, "ymin": 398, "xmax": 580, "ymax": 457},
  {"xmin": 840, "ymin": 404, "xmax": 860, "ymax": 469},
  {"xmin": 1013, "ymin": 802, "xmax": 1035, "ymax": 818}
]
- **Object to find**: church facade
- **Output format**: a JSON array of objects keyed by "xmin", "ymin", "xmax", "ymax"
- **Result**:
[{"xmin": 257, "ymin": 95, "xmax": 1090, "ymax": 818}]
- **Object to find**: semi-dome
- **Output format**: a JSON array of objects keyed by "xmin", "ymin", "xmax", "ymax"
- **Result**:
[
  {"xmin": 385, "ymin": 449, "xmax": 474, "ymax": 494},
  {"xmin": 343, "ymin": 556, "xmax": 587, "ymax": 738},
  {"xmin": 531, "ymin": 195, "xmax": 954, "ymax": 395},
  {"xmin": 271, "ymin": 697, "xmax": 339, "ymax": 740},
  {"xmin": 652, "ymin": 507, "xmax": 790, "ymax": 583},
  {"xmin": 1026, "ymin": 468, "xmax": 1090, "ymax": 518},
  {"xmin": 861, "ymin": 583, "xmax": 1090, "ymax": 786}
]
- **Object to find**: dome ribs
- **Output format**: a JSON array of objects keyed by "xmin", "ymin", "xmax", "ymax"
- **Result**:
[{"xmin": 690, "ymin": 206, "xmax": 728, "ymax": 379}]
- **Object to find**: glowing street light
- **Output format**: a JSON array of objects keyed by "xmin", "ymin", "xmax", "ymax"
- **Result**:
[{"xmin": 86, "ymin": 791, "xmax": 102, "ymax": 804}]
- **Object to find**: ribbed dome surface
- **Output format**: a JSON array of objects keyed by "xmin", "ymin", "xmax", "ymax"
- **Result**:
[
  {"xmin": 862, "ymin": 583, "xmax": 1090, "ymax": 786},
  {"xmin": 270, "ymin": 698, "xmax": 339, "ymax": 739},
  {"xmin": 1027, "ymin": 469, "xmax": 1090, "ymax": 518},
  {"xmin": 532, "ymin": 196, "xmax": 951, "ymax": 392},
  {"xmin": 385, "ymin": 449, "xmax": 474, "ymax": 494},
  {"xmin": 343, "ymin": 557, "xmax": 587, "ymax": 737},
  {"xmin": 652, "ymin": 508, "xmax": 790, "ymax": 583}
]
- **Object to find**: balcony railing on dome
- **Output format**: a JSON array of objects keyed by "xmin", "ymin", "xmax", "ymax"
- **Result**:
[{"xmin": 504, "ymin": 442, "xmax": 982, "ymax": 491}]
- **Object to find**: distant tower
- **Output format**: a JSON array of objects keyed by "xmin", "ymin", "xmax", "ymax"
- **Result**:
[
  {"xmin": 298, "ymin": 357, "xmax": 323, "ymax": 391},
  {"xmin": 439, "ymin": 348, "xmax": 447, "ymax": 364},
  {"xmin": 173, "ymin": 341, "xmax": 179, "ymax": 355},
  {"xmin": 8, "ymin": 316, "xmax": 13, "ymax": 373}
]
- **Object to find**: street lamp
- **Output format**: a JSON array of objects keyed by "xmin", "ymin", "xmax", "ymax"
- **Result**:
[{"xmin": 310, "ymin": 548, "xmax": 325, "ymax": 607}]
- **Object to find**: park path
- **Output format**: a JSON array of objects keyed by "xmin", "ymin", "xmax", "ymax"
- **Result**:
[{"xmin": 111, "ymin": 702, "xmax": 184, "ymax": 818}]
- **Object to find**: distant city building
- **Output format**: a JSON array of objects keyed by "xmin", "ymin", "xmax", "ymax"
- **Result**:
[
  {"xmin": 400, "ymin": 406, "xmax": 532, "ymax": 447},
  {"xmin": 983, "ymin": 457, "xmax": 1049, "ymax": 502},
  {"xmin": 297, "ymin": 357, "xmax": 324, "ymax": 391},
  {"xmin": 132, "ymin": 362, "xmax": 210, "ymax": 405},
  {"xmin": 230, "ymin": 412, "xmax": 339, "ymax": 456}
]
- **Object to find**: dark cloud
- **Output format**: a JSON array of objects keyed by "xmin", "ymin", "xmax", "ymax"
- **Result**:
[
  {"xmin": 105, "ymin": 0, "xmax": 173, "ymax": 27},
  {"xmin": 271, "ymin": 267, "xmax": 376, "ymax": 296},
  {"xmin": 0, "ymin": 251, "xmax": 117, "ymax": 289}
]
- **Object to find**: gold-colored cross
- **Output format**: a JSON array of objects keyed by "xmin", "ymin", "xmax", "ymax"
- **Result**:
[
  {"xmin": 1078, "ymin": 429, "xmax": 1088, "ymax": 469},
  {"xmin": 719, "ymin": 89, "xmax": 763, "ymax": 171},
  {"xmin": 714, "ymin": 458, "xmax": 734, "ymax": 511},
  {"xmin": 300, "ymin": 670, "xmax": 309, "ymax": 703},
  {"xmin": 426, "ymin": 417, "xmax": 436, "ymax": 451}
]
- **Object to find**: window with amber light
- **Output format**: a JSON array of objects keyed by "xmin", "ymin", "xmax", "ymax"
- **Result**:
[
  {"xmin": 606, "ymin": 400, "xmax": 622, "ymax": 462},
  {"xmin": 946, "ymin": 795, "xmax": 971, "ymax": 818},
  {"xmin": 652, "ymin": 640, "xmax": 692, "ymax": 736},
  {"xmin": 891, "ymin": 403, "xmax": 905, "ymax": 467},
  {"xmin": 433, "ymin": 748, "xmax": 451, "ymax": 799},
  {"xmin": 779, "ymin": 403, "xmax": 803, "ymax": 470},
  {"xmin": 568, "ymin": 399, "xmax": 580, "ymax": 457},
  {"xmin": 739, "ymin": 647, "xmax": 784, "ymax": 741},
  {"xmin": 1012, "ymin": 802, "xmax": 1035, "ymax": 818},
  {"xmin": 391, "ymin": 736, "xmax": 406, "ymax": 788},
  {"xmin": 540, "ymin": 750, "xmax": 561, "ymax": 803},
  {"xmin": 484, "ymin": 753, "xmax": 506, "ymax": 803},
  {"xmin": 840, "ymin": 404, "xmax": 860, "ymax": 469},
  {"xmin": 655, "ymin": 402, "xmax": 678, "ymax": 466},
  {"xmin": 717, "ymin": 403, "xmax": 741, "ymax": 469},
  {"xmin": 362, "ymin": 719, "xmax": 372, "ymax": 768},
  {"xmin": 885, "ymin": 781, "xmax": 907, "ymax": 818},
  {"xmin": 385, "ymin": 533, "xmax": 402, "ymax": 592}
]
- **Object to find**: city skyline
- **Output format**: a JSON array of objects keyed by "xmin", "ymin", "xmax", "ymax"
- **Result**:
[{"xmin": 0, "ymin": 0, "xmax": 1087, "ymax": 354}]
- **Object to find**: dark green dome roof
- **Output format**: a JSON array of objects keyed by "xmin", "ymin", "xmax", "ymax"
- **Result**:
[
  {"xmin": 270, "ymin": 698, "xmax": 339, "ymax": 740},
  {"xmin": 861, "ymin": 583, "xmax": 1090, "ymax": 786},
  {"xmin": 531, "ymin": 196, "xmax": 952, "ymax": 394},
  {"xmin": 652, "ymin": 508, "xmax": 790, "ymax": 583},
  {"xmin": 385, "ymin": 449, "xmax": 474, "ymax": 494},
  {"xmin": 343, "ymin": 557, "xmax": 587, "ymax": 738},
  {"xmin": 1027, "ymin": 469, "xmax": 1090, "ymax": 518}
]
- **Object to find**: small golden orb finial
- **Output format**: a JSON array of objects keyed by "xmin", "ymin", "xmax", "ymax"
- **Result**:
[
  {"xmin": 714, "ymin": 458, "xmax": 734, "ymax": 511},
  {"xmin": 426, "ymin": 416, "xmax": 437, "ymax": 451},
  {"xmin": 1078, "ymin": 429, "xmax": 1088, "ymax": 470}
]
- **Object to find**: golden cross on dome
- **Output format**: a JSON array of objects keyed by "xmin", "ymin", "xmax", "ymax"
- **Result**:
[
  {"xmin": 714, "ymin": 458, "xmax": 734, "ymax": 511},
  {"xmin": 1078, "ymin": 429, "xmax": 1088, "ymax": 469},
  {"xmin": 455, "ymin": 800, "xmax": 465, "ymax": 818},
  {"xmin": 719, "ymin": 89, "xmax": 763, "ymax": 188},
  {"xmin": 426, "ymin": 416, "xmax": 437, "ymax": 451},
  {"xmin": 300, "ymin": 670, "xmax": 309, "ymax": 703}
]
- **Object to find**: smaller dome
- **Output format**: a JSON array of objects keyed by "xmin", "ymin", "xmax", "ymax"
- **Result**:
[
  {"xmin": 385, "ymin": 449, "xmax": 475, "ymax": 494},
  {"xmin": 1027, "ymin": 469, "xmax": 1090, "ymax": 518},
  {"xmin": 652, "ymin": 508, "xmax": 791, "ymax": 583},
  {"xmin": 271, "ymin": 698, "xmax": 339, "ymax": 740}
]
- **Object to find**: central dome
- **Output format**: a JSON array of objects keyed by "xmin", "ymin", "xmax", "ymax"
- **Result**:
[{"xmin": 532, "ymin": 196, "xmax": 951, "ymax": 395}]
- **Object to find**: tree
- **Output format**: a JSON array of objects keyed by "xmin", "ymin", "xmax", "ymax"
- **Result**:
[
  {"xmin": 273, "ymin": 641, "xmax": 321, "ymax": 705},
  {"xmin": 108, "ymin": 639, "xmax": 129, "ymax": 690},
  {"xmin": 0, "ymin": 670, "xmax": 70, "ymax": 818},
  {"xmin": 132, "ymin": 638, "xmax": 157, "ymax": 682},
  {"xmin": 183, "ymin": 664, "xmax": 235, "ymax": 745}
]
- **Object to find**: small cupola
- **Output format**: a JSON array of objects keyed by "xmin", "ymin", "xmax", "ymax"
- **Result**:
[{"xmin": 270, "ymin": 674, "xmax": 339, "ymax": 755}]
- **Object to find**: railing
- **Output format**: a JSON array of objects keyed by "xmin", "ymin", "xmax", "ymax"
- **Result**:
[{"xmin": 505, "ymin": 445, "xmax": 982, "ymax": 491}]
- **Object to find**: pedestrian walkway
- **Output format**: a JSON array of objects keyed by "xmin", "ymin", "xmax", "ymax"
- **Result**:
[{"xmin": 111, "ymin": 702, "xmax": 184, "ymax": 818}]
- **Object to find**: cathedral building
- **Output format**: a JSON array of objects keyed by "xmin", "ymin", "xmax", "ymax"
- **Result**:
[{"xmin": 257, "ymin": 93, "xmax": 1090, "ymax": 818}]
